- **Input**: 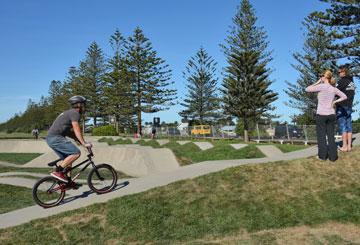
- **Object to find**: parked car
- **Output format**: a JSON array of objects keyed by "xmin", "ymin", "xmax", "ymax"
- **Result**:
[
  {"xmin": 84, "ymin": 125, "xmax": 94, "ymax": 133},
  {"xmin": 167, "ymin": 128, "xmax": 180, "ymax": 135},
  {"xmin": 275, "ymin": 125, "xmax": 304, "ymax": 139},
  {"xmin": 220, "ymin": 126, "xmax": 237, "ymax": 138}
]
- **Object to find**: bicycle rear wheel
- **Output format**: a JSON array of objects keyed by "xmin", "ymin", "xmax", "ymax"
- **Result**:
[
  {"xmin": 87, "ymin": 164, "xmax": 118, "ymax": 194},
  {"xmin": 32, "ymin": 176, "xmax": 65, "ymax": 208}
]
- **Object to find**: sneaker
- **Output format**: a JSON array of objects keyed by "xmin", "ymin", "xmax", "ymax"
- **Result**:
[{"xmin": 51, "ymin": 171, "xmax": 68, "ymax": 183}]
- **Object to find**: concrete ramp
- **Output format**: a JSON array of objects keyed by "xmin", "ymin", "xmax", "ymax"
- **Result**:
[
  {"xmin": 256, "ymin": 145, "xmax": 284, "ymax": 158},
  {"xmin": 24, "ymin": 145, "xmax": 179, "ymax": 177},
  {"xmin": 230, "ymin": 144, "xmax": 248, "ymax": 150},
  {"xmin": 0, "ymin": 140, "xmax": 50, "ymax": 153},
  {"xmin": 0, "ymin": 177, "xmax": 37, "ymax": 189},
  {"xmin": 193, "ymin": 142, "xmax": 214, "ymax": 150},
  {"xmin": 177, "ymin": 141, "xmax": 190, "ymax": 145}
]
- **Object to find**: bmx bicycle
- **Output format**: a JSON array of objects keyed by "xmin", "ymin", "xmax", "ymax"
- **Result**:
[{"xmin": 32, "ymin": 147, "xmax": 118, "ymax": 208}]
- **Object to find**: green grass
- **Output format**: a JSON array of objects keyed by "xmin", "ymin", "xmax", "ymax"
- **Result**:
[
  {"xmin": 0, "ymin": 153, "xmax": 42, "ymax": 165},
  {"xmin": 275, "ymin": 144, "xmax": 309, "ymax": 153},
  {"xmin": 99, "ymin": 137, "xmax": 132, "ymax": 145},
  {"xmin": 0, "ymin": 184, "xmax": 38, "ymax": 214},
  {"xmin": 98, "ymin": 137, "xmax": 311, "ymax": 166},
  {"xmin": 0, "ymin": 132, "xmax": 47, "ymax": 139},
  {"xmin": 2, "ymin": 148, "xmax": 360, "ymax": 243},
  {"xmin": 0, "ymin": 183, "xmax": 67, "ymax": 214},
  {"xmin": 165, "ymin": 141, "xmax": 264, "ymax": 165},
  {"xmin": 101, "ymin": 138, "xmax": 265, "ymax": 165},
  {"xmin": 0, "ymin": 165, "xmax": 53, "ymax": 174},
  {"xmin": 0, "ymin": 166, "xmax": 53, "ymax": 174},
  {"xmin": 137, "ymin": 139, "xmax": 162, "ymax": 148},
  {"xmin": 137, "ymin": 139, "xmax": 266, "ymax": 164},
  {"xmin": 0, "ymin": 175, "xmax": 40, "ymax": 180}
]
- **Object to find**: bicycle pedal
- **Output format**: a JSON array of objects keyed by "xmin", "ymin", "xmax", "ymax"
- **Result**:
[{"xmin": 67, "ymin": 182, "xmax": 82, "ymax": 190}]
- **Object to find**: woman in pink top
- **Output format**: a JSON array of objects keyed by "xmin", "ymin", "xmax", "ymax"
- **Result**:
[{"xmin": 306, "ymin": 70, "xmax": 347, "ymax": 161}]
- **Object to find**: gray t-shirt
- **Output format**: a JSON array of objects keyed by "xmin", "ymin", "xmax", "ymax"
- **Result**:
[{"xmin": 48, "ymin": 109, "xmax": 80, "ymax": 137}]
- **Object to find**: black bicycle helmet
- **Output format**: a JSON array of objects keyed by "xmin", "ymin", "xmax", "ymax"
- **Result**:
[{"xmin": 68, "ymin": 95, "xmax": 87, "ymax": 105}]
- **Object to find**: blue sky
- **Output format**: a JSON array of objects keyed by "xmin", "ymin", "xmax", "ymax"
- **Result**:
[{"xmin": 0, "ymin": 0, "xmax": 357, "ymax": 124}]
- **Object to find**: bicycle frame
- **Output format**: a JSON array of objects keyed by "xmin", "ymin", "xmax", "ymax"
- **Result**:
[
  {"xmin": 66, "ymin": 155, "xmax": 94, "ymax": 182},
  {"xmin": 49, "ymin": 149, "xmax": 98, "ymax": 192},
  {"xmin": 35, "ymin": 147, "xmax": 117, "ymax": 208}
]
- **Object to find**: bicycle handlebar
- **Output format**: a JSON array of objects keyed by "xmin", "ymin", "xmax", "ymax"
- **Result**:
[{"xmin": 87, "ymin": 147, "xmax": 94, "ymax": 157}]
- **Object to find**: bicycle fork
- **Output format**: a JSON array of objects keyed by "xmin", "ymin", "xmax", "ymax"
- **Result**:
[{"xmin": 92, "ymin": 162, "xmax": 105, "ymax": 181}]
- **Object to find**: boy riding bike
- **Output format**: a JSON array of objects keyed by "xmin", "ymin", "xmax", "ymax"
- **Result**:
[{"xmin": 46, "ymin": 95, "xmax": 92, "ymax": 183}]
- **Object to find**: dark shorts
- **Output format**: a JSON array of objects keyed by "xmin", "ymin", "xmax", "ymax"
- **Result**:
[
  {"xmin": 46, "ymin": 135, "xmax": 80, "ymax": 160},
  {"xmin": 336, "ymin": 106, "xmax": 352, "ymax": 134}
]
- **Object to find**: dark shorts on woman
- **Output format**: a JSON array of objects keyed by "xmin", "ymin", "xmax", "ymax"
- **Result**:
[{"xmin": 46, "ymin": 135, "xmax": 80, "ymax": 160}]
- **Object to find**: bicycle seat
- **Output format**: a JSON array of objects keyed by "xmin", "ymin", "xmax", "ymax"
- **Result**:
[{"xmin": 47, "ymin": 159, "xmax": 62, "ymax": 167}]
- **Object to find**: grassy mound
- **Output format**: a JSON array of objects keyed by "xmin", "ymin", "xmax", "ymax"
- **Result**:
[
  {"xmin": 98, "ymin": 137, "xmax": 132, "ymax": 145},
  {"xmin": 0, "ymin": 153, "xmax": 42, "ymax": 165},
  {"xmin": 276, "ymin": 143, "xmax": 309, "ymax": 153},
  {"xmin": 0, "ymin": 132, "xmax": 46, "ymax": 139},
  {"xmin": 165, "ymin": 141, "xmax": 264, "ymax": 164},
  {"xmin": 1, "ymin": 147, "xmax": 360, "ymax": 243},
  {"xmin": 0, "ymin": 184, "xmax": 39, "ymax": 214},
  {"xmin": 100, "ymin": 138, "xmax": 266, "ymax": 165}
]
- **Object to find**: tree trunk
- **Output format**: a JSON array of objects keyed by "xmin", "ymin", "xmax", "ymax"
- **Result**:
[
  {"xmin": 243, "ymin": 117, "xmax": 249, "ymax": 142},
  {"xmin": 137, "ymin": 113, "xmax": 142, "ymax": 136},
  {"xmin": 115, "ymin": 116, "xmax": 119, "ymax": 134},
  {"xmin": 136, "ymin": 76, "xmax": 142, "ymax": 136},
  {"xmin": 137, "ymin": 101, "xmax": 142, "ymax": 136}
]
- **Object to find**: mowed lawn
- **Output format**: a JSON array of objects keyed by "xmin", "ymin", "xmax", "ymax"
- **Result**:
[
  {"xmin": 276, "ymin": 143, "xmax": 309, "ymax": 153},
  {"xmin": 0, "ymin": 183, "xmax": 68, "ymax": 214},
  {"xmin": 0, "ymin": 153, "xmax": 42, "ymax": 165},
  {"xmin": 0, "ymin": 184, "xmax": 37, "ymax": 214},
  {"xmin": 1, "ymin": 147, "xmax": 360, "ymax": 244},
  {"xmin": 0, "ymin": 132, "xmax": 46, "ymax": 139}
]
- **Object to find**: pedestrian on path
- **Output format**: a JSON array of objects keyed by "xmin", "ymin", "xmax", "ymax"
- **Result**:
[
  {"xmin": 336, "ymin": 65, "xmax": 356, "ymax": 152},
  {"xmin": 306, "ymin": 70, "xmax": 347, "ymax": 161},
  {"xmin": 32, "ymin": 128, "xmax": 39, "ymax": 140},
  {"xmin": 151, "ymin": 126, "xmax": 156, "ymax": 139}
]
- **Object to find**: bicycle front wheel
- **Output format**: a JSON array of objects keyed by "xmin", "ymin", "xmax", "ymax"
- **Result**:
[
  {"xmin": 87, "ymin": 164, "xmax": 118, "ymax": 194},
  {"xmin": 32, "ymin": 176, "xmax": 65, "ymax": 208}
]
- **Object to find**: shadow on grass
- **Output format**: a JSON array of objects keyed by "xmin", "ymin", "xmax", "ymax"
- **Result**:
[{"xmin": 60, "ymin": 180, "xmax": 130, "ymax": 206}]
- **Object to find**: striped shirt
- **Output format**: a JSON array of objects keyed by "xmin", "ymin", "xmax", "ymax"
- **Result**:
[{"xmin": 305, "ymin": 83, "xmax": 347, "ymax": 115}]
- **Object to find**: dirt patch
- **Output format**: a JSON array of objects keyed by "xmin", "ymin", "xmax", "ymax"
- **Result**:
[
  {"xmin": 61, "ymin": 213, "xmax": 107, "ymax": 228},
  {"xmin": 189, "ymin": 222, "xmax": 360, "ymax": 244},
  {"xmin": 273, "ymin": 222, "xmax": 360, "ymax": 244},
  {"xmin": 0, "ymin": 232, "xmax": 12, "ymax": 243},
  {"xmin": 43, "ymin": 211, "xmax": 108, "ymax": 241}
]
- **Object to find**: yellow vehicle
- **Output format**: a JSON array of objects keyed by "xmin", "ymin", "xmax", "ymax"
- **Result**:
[{"xmin": 191, "ymin": 125, "xmax": 211, "ymax": 135}]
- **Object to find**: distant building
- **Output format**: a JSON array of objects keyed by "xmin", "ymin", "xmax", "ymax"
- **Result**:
[{"xmin": 177, "ymin": 122, "xmax": 189, "ymax": 136}]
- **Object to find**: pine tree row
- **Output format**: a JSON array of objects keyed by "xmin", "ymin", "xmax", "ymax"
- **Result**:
[{"xmin": 0, "ymin": 0, "xmax": 358, "ymax": 142}]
